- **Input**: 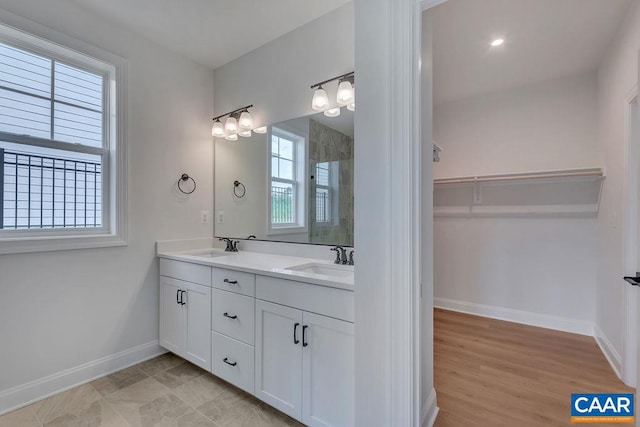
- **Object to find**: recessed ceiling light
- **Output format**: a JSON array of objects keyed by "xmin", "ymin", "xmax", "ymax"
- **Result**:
[{"xmin": 491, "ymin": 38, "xmax": 504, "ymax": 47}]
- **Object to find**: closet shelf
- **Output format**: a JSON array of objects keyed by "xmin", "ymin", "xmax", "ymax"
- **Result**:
[
  {"xmin": 434, "ymin": 167, "xmax": 605, "ymax": 218},
  {"xmin": 434, "ymin": 167, "xmax": 604, "ymax": 185}
]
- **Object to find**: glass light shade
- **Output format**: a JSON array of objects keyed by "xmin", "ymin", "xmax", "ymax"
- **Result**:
[
  {"xmin": 239, "ymin": 111, "xmax": 253, "ymax": 130},
  {"xmin": 336, "ymin": 80, "xmax": 354, "ymax": 106},
  {"xmin": 324, "ymin": 107, "xmax": 341, "ymax": 118},
  {"xmin": 225, "ymin": 133, "xmax": 238, "ymax": 141},
  {"xmin": 239, "ymin": 130, "xmax": 252, "ymax": 138},
  {"xmin": 312, "ymin": 87, "xmax": 329, "ymax": 111},
  {"xmin": 225, "ymin": 116, "xmax": 238, "ymax": 133},
  {"xmin": 254, "ymin": 126, "xmax": 267, "ymax": 134},
  {"xmin": 347, "ymin": 103, "xmax": 355, "ymax": 112},
  {"xmin": 211, "ymin": 120, "xmax": 225, "ymax": 137}
]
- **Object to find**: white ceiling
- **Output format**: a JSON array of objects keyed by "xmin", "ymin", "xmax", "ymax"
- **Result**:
[
  {"xmin": 69, "ymin": 0, "xmax": 351, "ymax": 69},
  {"xmin": 430, "ymin": 0, "xmax": 632, "ymax": 105}
]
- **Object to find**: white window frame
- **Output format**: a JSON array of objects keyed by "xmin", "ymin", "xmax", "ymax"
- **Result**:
[
  {"xmin": 314, "ymin": 161, "xmax": 332, "ymax": 224},
  {"xmin": 267, "ymin": 126, "xmax": 307, "ymax": 236},
  {"xmin": 0, "ymin": 15, "xmax": 128, "ymax": 254}
]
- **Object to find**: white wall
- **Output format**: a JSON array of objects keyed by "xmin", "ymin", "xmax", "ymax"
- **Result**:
[
  {"xmin": 434, "ymin": 72, "xmax": 600, "ymax": 178},
  {"xmin": 596, "ymin": 0, "xmax": 640, "ymax": 369},
  {"xmin": 0, "ymin": 1, "xmax": 214, "ymax": 411},
  {"xmin": 433, "ymin": 72, "xmax": 601, "ymax": 334},
  {"xmin": 213, "ymin": 3, "xmax": 354, "ymax": 129}
]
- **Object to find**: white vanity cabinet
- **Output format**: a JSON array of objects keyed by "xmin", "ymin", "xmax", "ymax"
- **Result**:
[
  {"xmin": 255, "ymin": 276, "xmax": 354, "ymax": 427},
  {"xmin": 159, "ymin": 260, "xmax": 212, "ymax": 370}
]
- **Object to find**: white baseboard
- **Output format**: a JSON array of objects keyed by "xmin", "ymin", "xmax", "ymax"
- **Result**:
[
  {"xmin": 0, "ymin": 340, "xmax": 165, "ymax": 415},
  {"xmin": 594, "ymin": 324, "xmax": 623, "ymax": 379},
  {"xmin": 421, "ymin": 388, "xmax": 439, "ymax": 427},
  {"xmin": 435, "ymin": 297, "xmax": 594, "ymax": 336}
]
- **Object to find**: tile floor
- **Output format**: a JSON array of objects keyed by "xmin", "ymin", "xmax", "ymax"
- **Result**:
[{"xmin": 0, "ymin": 353, "xmax": 303, "ymax": 427}]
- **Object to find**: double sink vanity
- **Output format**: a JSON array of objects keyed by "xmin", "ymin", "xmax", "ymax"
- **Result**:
[{"xmin": 157, "ymin": 246, "xmax": 354, "ymax": 427}]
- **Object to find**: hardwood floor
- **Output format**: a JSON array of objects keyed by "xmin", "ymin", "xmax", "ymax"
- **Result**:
[{"xmin": 433, "ymin": 308, "xmax": 634, "ymax": 427}]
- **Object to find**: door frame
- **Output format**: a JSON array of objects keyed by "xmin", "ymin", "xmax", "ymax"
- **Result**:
[{"xmin": 623, "ymin": 82, "xmax": 639, "ymax": 387}]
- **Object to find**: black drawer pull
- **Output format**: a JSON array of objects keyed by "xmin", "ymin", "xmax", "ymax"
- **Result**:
[
  {"xmin": 302, "ymin": 325, "xmax": 308, "ymax": 347},
  {"xmin": 223, "ymin": 279, "xmax": 238, "ymax": 284},
  {"xmin": 223, "ymin": 358, "xmax": 237, "ymax": 367},
  {"xmin": 223, "ymin": 312, "xmax": 238, "ymax": 319},
  {"xmin": 293, "ymin": 322, "xmax": 300, "ymax": 344},
  {"xmin": 176, "ymin": 289, "xmax": 181, "ymax": 304},
  {"xmin": 180, "ymin": 290, "xmax": 186, "ymax": 305}
]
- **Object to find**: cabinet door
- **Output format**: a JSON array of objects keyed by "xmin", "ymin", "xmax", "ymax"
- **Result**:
[
  {"xmin": 183, "ymin": 282, "xmax": 211, "ymax": 370},
  {"xmin": 302, "ymin": 312, "xmax": 354, "ymax": 427},
  {"xmin": 159, "ymin": 276, "xmax": 183, "ymax": 355},
  {"xmin": 255, "ymin": 300, "xmax": 303, "ymax": 420}
]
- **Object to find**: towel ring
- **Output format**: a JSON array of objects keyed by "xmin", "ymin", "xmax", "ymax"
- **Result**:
[
  {"xmin": 178, "ymin": 174, "xmax": 196, "ymax": 194},
  {"xmin": 233, "ymin": 180, "xmax": 246, "ymax": 198}
]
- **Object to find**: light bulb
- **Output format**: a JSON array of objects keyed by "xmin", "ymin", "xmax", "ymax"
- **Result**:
[
  {"xmin": 312, "ymin": 87, "xmax": 329, "ymax": 111},
  {"xmin": 491, "ymin": 38, "xmax": 504, "ymax": 47},
  {"xmin": 212, "ymin": 120, "xmax": 225, "ymax": 137},
  {"xmin": 225, "ymin": 116, "xmax": 238, "ymax": 133},
  {"xmin": 347, "ymin": 103, "xmax": 355, "ymax": 112},
  {"xmin": 225, "ymin": 133, "xmax": 238, "ymax": 141},
  {"xmin": 324, "ymin": 107, "xmax": 341, "ymax": 118},
  {"xmin": 254, "ymin": 126, "xmax": 267, "ymax": 134},
  {"xmin": 239, "ymin": 111, "xmax": 253, "ymax": 130},
  {"xmin": 336, "ymin": 80, "xmax": 354, "ymax": 106},
  {"xmin": 239, "ymin": 130, "xmax": 252, "ymax": 138}
]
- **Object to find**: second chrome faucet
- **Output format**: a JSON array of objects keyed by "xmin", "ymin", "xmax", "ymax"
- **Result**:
[{"xmin": 331, "ymin": 246, "xmax": 354, "ymax": 265}]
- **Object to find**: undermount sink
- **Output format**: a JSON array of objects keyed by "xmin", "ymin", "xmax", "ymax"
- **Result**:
[
  {"xmin": 188, "ymin": 250, "xmax": 228, "ymax": 258},
  {"xmin": 285, "ymin": 262, "xmax": 354, "ymax": 278}
]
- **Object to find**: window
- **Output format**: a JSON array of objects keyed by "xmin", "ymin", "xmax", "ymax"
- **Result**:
[
  {"xmin": 0, "ymin": 21, "xmax": 127, "ymax": 254},
  {"xmin": 268, "ymin": 127, "xmax": 306, "ymax": 234}
]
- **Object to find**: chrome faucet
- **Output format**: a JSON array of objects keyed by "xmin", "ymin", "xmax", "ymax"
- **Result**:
[
  {"xmin": 219, "ymin": 237, "xmax": 239, "ymax": 252},
  {"xmin": 331, "ymin": 246, "xmax": 351, "ymax": 265}
]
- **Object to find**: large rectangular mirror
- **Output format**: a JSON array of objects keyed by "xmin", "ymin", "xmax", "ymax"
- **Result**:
[{"xmin": 215, "ymin": 110, "xmax": 354, "ymax": 246}]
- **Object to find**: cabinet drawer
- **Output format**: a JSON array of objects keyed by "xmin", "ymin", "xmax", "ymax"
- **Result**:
[
  {"xmin": 160, "ymin": 259, "xmax": 211, "ymax": 286},
  {"xmin": 256, "ymin": 276, "xmax": 354, "ymax": 322},
  {"xmin": 211, "ymin": 331, "xmax": 254, "ymax": 395},
  {"xmin": 212, "ymin": 268, "xmax": 255, "ymax": 297},
  {"xmin": 212, "ymin": 289, "xmax": 255, "ymax": 345}
]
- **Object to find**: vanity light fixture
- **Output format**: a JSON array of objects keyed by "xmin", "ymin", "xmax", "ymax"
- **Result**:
[
  {"xmin": 212, "ymin": 119, "xmax": 225, "ymax": 137},
  {"xmin": 312, "ymin": 86, "xmax": 329, "ymax": 111},
  {"xmin": 310, "ymin": 71, "xmax": 355, "ymax": 116},
  {"xmin": 225, "ymin": 114, "xmax": 238, "ymax": 133},
  {"xmin": 347, "ymin": 87, "xmax": 355, "ymax": 111},
  {"xmin": 324, "ymin": 107, "xmax": 341, "ymax": 118},
  {"xmin": 336, "ymin": 75, "xmax": 355, "ymax": 106},
  {"xmin": 212, "ymin": 104, "xmax": 262, "ymax": 140},
  {"xmin": 254, "ymin": 126, "xmax": 267, "ymax": 134}
]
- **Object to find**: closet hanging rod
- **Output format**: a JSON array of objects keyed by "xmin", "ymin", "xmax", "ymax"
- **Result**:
[{"xmin": 434, "ymin": 168, "xmax": 604, "ymax": 185}]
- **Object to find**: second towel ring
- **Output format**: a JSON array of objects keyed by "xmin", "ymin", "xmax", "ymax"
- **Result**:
[
  {"xmin": 178, "ymin": 174, "xmax": 196, "ymax": 194},
  {"xmin": 233, "ymin": 180, "xmax": 246, "ymax": 198}
]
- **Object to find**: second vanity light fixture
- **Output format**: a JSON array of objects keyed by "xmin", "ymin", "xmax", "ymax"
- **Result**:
[
  {"xmin": 311, "ymin": 71, "xmax": 355, "ymax": 117},
  {"xmin": 211, "ymin": 105, "xmax": 267, "ymax": 141}
]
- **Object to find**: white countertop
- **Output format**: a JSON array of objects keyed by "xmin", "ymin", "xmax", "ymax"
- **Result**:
[{"xmin": 157, "ymin": 248, "xmax": 354, "ymax": 291}]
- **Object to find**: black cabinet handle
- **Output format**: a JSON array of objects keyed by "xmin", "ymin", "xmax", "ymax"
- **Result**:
[
  {"xmin": 223, "ymin": 312, "xmax": 238, "ymax": 319},
  {"xmin": 624, "ymin": 276, "xmax": 640, "ymax": 286},
  {"xmin": 223, "ymin": 279, "xmax": 238, "ymax": 284},
  {"xmin": 223, "ymin": 357, "xmax": 237, "ymax": 367},
  {"xmin": 302, "ymin": 325, "xmax": 308, "ymax": 347},
  {"xmin": 180, "ymin": 290, "xmax": 186, "ymax": 305},
  {"xmin": 176, "ymin": 289, "xmax": 181, "ymax": 304},
  {"xmin": 293, "ymin": 322, "xmax": 300, "ymax": 344}
]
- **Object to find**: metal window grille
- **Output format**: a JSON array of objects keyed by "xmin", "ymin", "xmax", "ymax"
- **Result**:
[
  {"xmin": 271, "ymin": 185, "xmax": 293, "ymax": 224},
  {"xmin": 0, "ymin": 148, "xmax": 102, "ymax": 229}
]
